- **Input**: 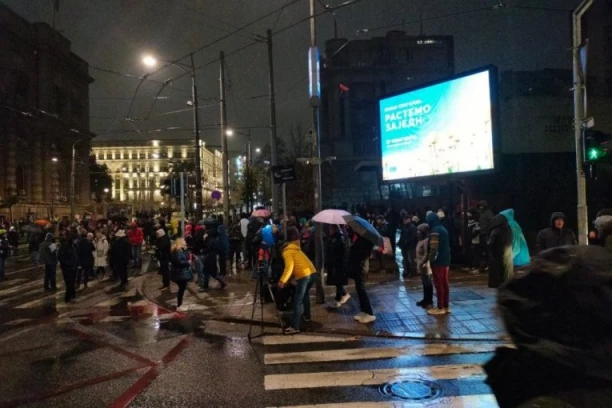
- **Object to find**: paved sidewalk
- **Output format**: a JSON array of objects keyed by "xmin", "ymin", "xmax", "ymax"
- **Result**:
[{"xmin": 141, "ymin": 261, "xmax": 507, "ymax": 340}]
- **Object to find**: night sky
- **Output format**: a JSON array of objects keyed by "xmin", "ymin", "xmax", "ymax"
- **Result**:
[{"xmin": 2, "ymin": 0, "xmax": 580, "ymax": 151}]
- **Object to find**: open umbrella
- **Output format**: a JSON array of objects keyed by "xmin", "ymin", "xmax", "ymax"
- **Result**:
[
  {"xmin": 252, "ymin": 209, "xmax": 271, "ymax": 218},
  {"xmin": 342, "ymin": 214, "xmax": 383, "ymax": 247},
  {"xmin": 313, "ymin": 209, "xmax": 351, "ymax": 225},
  {"xmin": 34, "ymin": 219, "xmax": 50, "ymax": 226}
]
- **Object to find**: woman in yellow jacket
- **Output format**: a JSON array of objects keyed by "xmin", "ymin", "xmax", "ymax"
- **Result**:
[{"xmin": 277, "ymin": 226, "xmax": 317, "ymax": 334}]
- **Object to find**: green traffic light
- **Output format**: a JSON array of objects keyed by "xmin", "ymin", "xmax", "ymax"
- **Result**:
[{"xmin": 588, "ymin": 148, "xmax": 601, "ymax": 161}]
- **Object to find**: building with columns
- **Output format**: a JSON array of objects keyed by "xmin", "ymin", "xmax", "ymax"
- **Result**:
[
  {"xmin": 91, "ymin": 139, "xmax": 222, "ymax": 210},
  {"xmin": 0, "ymin": 4, "xmax": 93, "ymax": 221}
]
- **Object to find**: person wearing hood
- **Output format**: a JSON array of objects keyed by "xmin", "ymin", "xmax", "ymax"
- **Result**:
[
  {"xmin": 499, "ymin": 209, "xmax": 530, "ymax": 268},
  {"xmin": 155, "ymin": 228, "xmax": 171, "ymax": 289},
  {"xmin": 76, "ymin": 233, "xmax": 95, "ymax": 289},
  {"xmin": 278, "ymin": 227, "xmax": 317, "ymax": 334},
  {"xmin": 424, "ymin": 212, "xmax": 451, "ymax": 315},
  {"xmin": 217, "ymin": 224, "xmax": 230, "ymax": 277},
  {"xmin": 94, "ymin": 230, "xmax": 109, "ymax": 279},
  {"xmin": 348, "ymin": 232, "xmax": 377, "ymax": 324},
  {"xmin": 593, "ymin": 208, "xmax": 612, "ymax": 252},
  {"xmin": 199, "ymin": 227, "xmax": 228, "ymax": 291},
  {"xmin": 415, "ymin": 224, "xmax": 433, "ymax": 309},
  {"xmin": 325, "ymin": 224, "xmax": 350, "ymax": 309},
  {"xmin": 536, "ymin": 212, "xmax": 577, "ymax": 254},
  {"xmin": 487, "ymin": 214, "xmax": 514, "ymax": 288},
  {"xmin": 398, "ymin": 215, "xmax": 418, "ymax": 278},
  {"xmin": 39, "ymin": 233, "xmax": 58, "ymax": 291},
  {"xmin": 477, "ymin": 201, "xmax": 494, "ymax": 270},
  {"xmin": 485, "ymin": 246, "xmax": 612, "ymax": 407},
  {"xmin": 110, "ymin": 229, "xmax": 132, "ymax": 286}
]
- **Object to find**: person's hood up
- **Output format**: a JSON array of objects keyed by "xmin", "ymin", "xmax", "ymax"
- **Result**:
[
  {"xmin": 425, "ymin": 212, "xmax": 441, "ymax": 228},
  {"xmin": 45, "ymin": 233, "xmax": 54, "ymax": 241},
  {"xmin": 499, "ymin": 208, "xmax": 515, "ymax": 222},
  {"xmin": 156, "ymin": 228, "xmax": 166, "ymax": 238},
  {"xmin": 488, "ymin": 214, "xmax": 509, "ymax": 230},
  {"xmin": 417, "ymin": 223, "xmax": 429, "ymax": 235},
  {"xmin": 550, "ymin": 212, "xmax": 566, "ymax": 228},
  {"xmin": 283, "ymin": 241, "xmax": 301, "ymax": 252},
  {"xmin": 115, "ymin": 229, "xmax": 126, "ymax": 238},
  {"xmin": 594, "ymin": 215, "xmax": 612, "ymax": 233},
  {"xmin": 498, "ymin": 245, "xmax": 612, "ymax": 382}
]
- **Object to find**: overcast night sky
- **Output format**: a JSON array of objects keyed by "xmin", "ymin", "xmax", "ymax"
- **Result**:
[{"xmin": 1, "ymin": 0, "xmax": 581, "ymax": 151}]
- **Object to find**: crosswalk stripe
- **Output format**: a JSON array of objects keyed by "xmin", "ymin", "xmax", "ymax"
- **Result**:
[
  {"xmin": 0, "ymin": 287, "xmax": 46, "ymax": 304},
  {"xmin": 0, "ymin": 279, "xmax": 44, "ymax": 296},
  {"xmin": 94, "ymin": 297, "xmax": 123, "ymax": 307},
  {"xmin": 0, "ymin": 278, "xmax": 27, "ymax": 287},
  {"xmin": 263, "ymin": 334, "xmax": 360, "ymax": 346},
  {"xmin": 266, "ymin": 394, "xmax": 498, "ymax": 408},
  {"xmin": 265, "ymin": 343, "xmax": 505, "ymax": 365},
  {"xmin": 14, "ymin": 295, "xmax": 55, "ymax": 309},
  {"xmin": 264, "ymin": 364, "xmax": 484, "ymax": 390}
]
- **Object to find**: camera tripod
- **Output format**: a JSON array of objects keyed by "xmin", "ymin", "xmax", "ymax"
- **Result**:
[{"xmin": 247, "ymin": 266, "xmax": 285, "ymax": 341}]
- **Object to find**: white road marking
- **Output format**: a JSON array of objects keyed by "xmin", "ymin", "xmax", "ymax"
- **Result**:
[
  {"xmin": 6, "ymin": 265, "xmax": 42, "ymax": 276},
  {"xmin": 263, "ymin": 334, "xmax": 360, "ymax": 346},
  {"xmin": 266, "ymin": 394, "xmax": 498, "ymax": 408},
  {"xmin": 265, "ymin": 343, "xmax": 506, "ymax": 365},
  {"xmin": 264, "ymin": 364, "xmax": 484, "ymax": 390},
  {"xmin": 0, "ymin": 279, "xmax": 44, "ymax": 296},
  {"xmin": 14, "ymin": 295, "xmax": 55, "ymax": 309}
]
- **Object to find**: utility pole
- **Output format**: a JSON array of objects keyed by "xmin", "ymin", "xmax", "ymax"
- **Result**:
[
  {"xmin": 70, "ymin": 138, "xmax": 85, "ymax": 221},
  {"xmin": 267, "ymin": 29, "xmax": 280, "ymax": 216},
  {"xmin": 190, "ymin": 53, "xmax": 204, "ymax": 221},
  {"xmin": 219, "ymin": 51, "xmax": 230, "ymax": 226},
  {"xmin": 573, "ymin": 0, "xmax": 593, "ymax": 245},
  {"xmin": 309, "ymin": 0, "xmax": 325, "ymax": 304},
  {"xmin": 180, "ymin": 172, "xmax": 185, "ymax": 237}
]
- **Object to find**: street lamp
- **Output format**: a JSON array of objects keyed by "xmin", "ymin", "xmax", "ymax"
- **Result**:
[
  {"xmin": 70, "ymin": 138, "xmax": 85, "ymax": 220},
  {"xmin": 142, "ymin": 53, "xmax": 204, "ymax": 220},
  {"xmin": 51, "ymin": 157, "xmax": 58, "ymax": 163},
  {"xmin": 255, "ymin": 147, "xmax": 261, "ymax": 153},
  {"xmin": 226, "ymin": 128, "xmax": 254, "ymax": 212}
]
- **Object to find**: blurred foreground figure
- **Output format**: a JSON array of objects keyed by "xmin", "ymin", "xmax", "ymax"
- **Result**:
[{"xmin": 485, "ymin": 246, "xmax": 612, "ymax": 407}]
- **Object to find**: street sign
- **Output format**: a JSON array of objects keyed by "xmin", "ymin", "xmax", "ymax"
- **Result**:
[{"xmin": 271, "ymin": 164, "xmax": 296, "ymax": 184}]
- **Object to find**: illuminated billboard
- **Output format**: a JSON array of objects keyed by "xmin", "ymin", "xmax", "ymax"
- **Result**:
[{"xmin": 379, "ymin": 67, "xmax": 498, "ymax": 182}]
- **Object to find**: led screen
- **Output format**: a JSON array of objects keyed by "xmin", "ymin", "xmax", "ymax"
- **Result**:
[{"xmin": 380, "ymin": 69, "xmax": 495, "ymax": 181}]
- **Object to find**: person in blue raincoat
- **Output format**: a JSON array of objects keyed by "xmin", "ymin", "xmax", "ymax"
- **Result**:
[{"xmin": 499, "ymin": 209, "xmax": 530, "ymax": 268}]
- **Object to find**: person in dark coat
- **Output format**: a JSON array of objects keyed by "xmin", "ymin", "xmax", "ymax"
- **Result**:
[
  {"xmin": 110, "ymin": 229, "xmax": 132, "ymax": 285},
  {"xmin": 58, "ymin": 234, "xmax": 79, "ymax": 303},
  {"xmin": 28, "ymin": 231, "xmax": 44, "ymax": 267},
  {"xmin": 170, "ymin": 237, "xmax": 193, "ymax": 312},
  {"xmin": 374, "ymin": 215, "xmax": 389, "ymax": 273},
  {"xmin": 325, "ymin": 225, "xmax": 349, "ymax": 309},
  {"xmin": 200, "ymin": 228, "xmax": 227, "ymax": 291},
  {"xmin": 487, "ymin": 214, "xmax": 513, "ymax": 288},
  {"xmin": 347, "ymin": 233, "xmax": 376, "ymax": 324},
  {"xmin": 39, "ymin": 233, "xmax": 58, "ymax": 291},
  {"xmin": 76, "ymin": 233, "xmax": 95, "ymax": 289},
  {"xmin": 485, "ymin": 246, "xmax": 612, "ymax": 408},
  {"xmin": 535, "ymin": 212, "xmax": 577, "ymax": 254},
  {"xmin": 398, "ymin": 215, "xmax": 418, "ymax": 277},
  {"xmin": 7, "ymin": 227, "xmax": 19, "ymax": 257},
  {"xmin": 217, "ymin": 224, "xmax": 230, "ymax": 277},
  {"xmin": 155, "ymin": 228, "xmax": 171, "ymax": 289}
]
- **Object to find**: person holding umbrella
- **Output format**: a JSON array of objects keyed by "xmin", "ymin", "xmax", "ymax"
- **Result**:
[
  {"xmin": 325, "ymin": 224, "xmax": 350, "ymax": 309},
  {"xmin": 343, "ymin": 214, "xmax": 382, "ymax": 324}
]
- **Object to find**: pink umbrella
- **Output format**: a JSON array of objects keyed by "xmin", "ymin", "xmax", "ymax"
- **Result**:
[
  {"xmin": 312, "ymin": 209, "xmax": 351, "ymax": 225},
  {"xmin": 252, "ymin": 208, "xmax": 271, "ymax": 218}
]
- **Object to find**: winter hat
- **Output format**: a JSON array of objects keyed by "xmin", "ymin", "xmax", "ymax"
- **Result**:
[
  {"xmin": 417, "ymin": 223, "xmax": 429, "ymax": 234},
  {"xmin": 115, "ymin": 229, "xmax": 126, "ymax": 238},
  {"xmin": 45, "ymin": 233, "xmax": 54, "ymax": 241},
  {"xmin": 87, "ymin": 232, "xmax": 94, "ymax": 239},
  {"xmin": 156, "ymin": 228, "xmax": 166, "ymax": 237}
]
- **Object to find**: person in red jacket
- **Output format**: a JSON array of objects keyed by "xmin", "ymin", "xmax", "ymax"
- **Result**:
[{"xmin": 127, "ymin": 222, "xmax": 144, "ymax": 268}]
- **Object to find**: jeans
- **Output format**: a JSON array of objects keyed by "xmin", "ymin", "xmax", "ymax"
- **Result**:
[
  {"xmin": 62, "ymin": 266, "xmax": 76, "ymax": 302},
  {"xmin": 291, "ymin": 274, "xmax": 317, "ymax": 330},
  {"xmin": 432, "ymin": 265, "xmax": 450, "ymax": 309},
  {"xmin": 176, "ymin": 280, "xmax": 188, "ymax": 307},
  {"xmin": 335, "ymin": 284, "xmax": 347, "ymax": 301},
  {"xmin": 160, "ymin": 261, "xmax": 170, "ymax": 287},
  {"xmin": 0, "ymin": 257, "xmax": 5, "ymax": 280},
  {"xmin": 76, "ymin": 267, "xmax": 91, "ymax": 286},
  {"xmin": 31, "ymin": 251, "xmax": 40, "ymax": 267},
  {"xmin": 353, "ymin": 267, "xmax": 373, "ymax": 315},
  {"xmin": 44, "ymin": 264, "xmax": 57, "ymax": 290},
  {"xmin": 131, "ymin": 245, "xmax": 142, "ymax": 266},
  {"xmin": 197, "ymin": 256, "xmax": 223, "ymax": 289},
  {"xmin": 421, "ymin": 272, "xmax": 433, "ymax": 305}
]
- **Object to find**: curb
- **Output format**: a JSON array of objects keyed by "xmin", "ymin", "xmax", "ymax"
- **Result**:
[{"xmin": 138, "ymin": 272, "xmax": 509, "ymax": 342}]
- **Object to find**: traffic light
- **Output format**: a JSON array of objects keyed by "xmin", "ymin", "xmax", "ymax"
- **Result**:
[
  {"xmin": 583, "ymin": 129, "xmax": 611, "ymax": 164},
  {"xmin": 161, "ymin": 176, "xmax": 183, "ymax": 199}
]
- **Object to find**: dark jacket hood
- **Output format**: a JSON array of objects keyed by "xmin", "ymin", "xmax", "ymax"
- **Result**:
[
  {"xmin": 426, "ymin": 212, "xmax": 441, "ymax": 228},
  {"xmin": 488, "ymin": 214, "xmax": 509, "ymax": 231},
  {"xmin": 498, "ymin": 245, "xmax": 612, "ymax": 382},
  {"xmin": 550, "ymin": 212, "xmax": 566, "ymax": 228}
]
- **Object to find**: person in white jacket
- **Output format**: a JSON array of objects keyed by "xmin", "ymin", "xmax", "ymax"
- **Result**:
[{"xmin": 94, "ymin": 230, "xmax": 109, "ymax": 279}]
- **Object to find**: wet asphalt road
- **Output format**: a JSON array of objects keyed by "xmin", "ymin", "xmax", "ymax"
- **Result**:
[{"xmin": 0, "ymin": 254, "xmax": 500, "ymax": 407}]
